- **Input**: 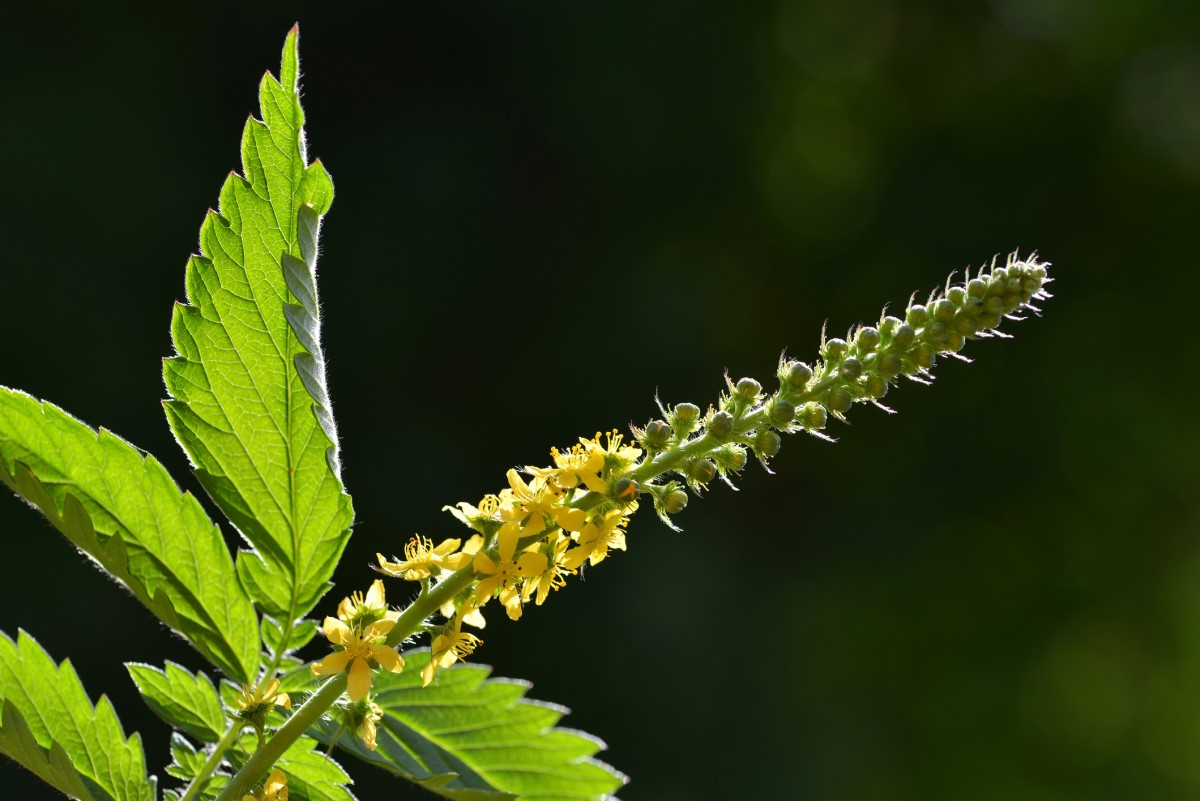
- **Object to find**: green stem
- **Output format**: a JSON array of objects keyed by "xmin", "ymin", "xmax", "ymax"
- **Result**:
[
  {"xmin": 181, "ymin": 720, "xmax": 246, "ymax": 801},
  {"xmin": 213, "ymin": 565, "xmax": 479, "ymax": 801}
]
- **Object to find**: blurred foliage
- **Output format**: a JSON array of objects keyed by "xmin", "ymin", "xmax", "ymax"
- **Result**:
[{"xmin": 1, "ymin": 2, "xmax": 1197, "ymax": 799}]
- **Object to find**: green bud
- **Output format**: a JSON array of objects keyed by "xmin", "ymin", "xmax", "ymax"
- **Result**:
[
  {"xmin": 924, "ymin": 321, "xmax": 947, "ymax": 345},
  {"xmin": 906, "ymin": 304, "xmax": 928, "ymax": 326},
  {"xmin": 799, "ymin": 402, "xmax": 828, "ymax": 430},
  {"xmin": 914, "ymin": 345, "xmax": 936, "ymax": 370},
  {"xmin": 967, "ymin": 278, "xmax": 988, "ymax": 298},
  {"xmin": 822, "ymin": 338, "xmax": 848, "ymax": 360},
  {"xmin": 946, "ymin": 331, "xmax": 966, "ymax": 352},
  {"xmin": 856, "ymin": 327, "xmax": 880, "ymax": 352},
  {"xmin": 612, "ymin": 477, "xmax": 638, "ymax": 501},
  {"xmin": 735, "ymin": 377, "xmax": 762, "ymax": 400},
  {"xmin": 954, "ymin": 316, "xmax": 977, "ymax": 336},
  {"xmin": 978, "ymin": 312, "xmax": 1001, "ymax": 330},
  {"xmin": 863, "ymin": 374, "xmax": 888, "ymax": 399},
  {"xmin": 716, "ymin": 444, "xmax": 748, "ymax": 473},
  {"xmin": 643, "ymin": 419, "xmax": 672, "ymax": 448},
  {"xmin": 879, "ymin": 315, "xmax": 902, "ymax": 336},
  {"xmin": 664, "ymin": 488, "xmax": 688, "ymax": 515},
  {"xmin": 984, "ymin": 296, "xmax": 1005, "ymax": 315},
  {"xmin": 891, "ymin": 323, "xmax": 915, "ymax": 349},
  {"xmin": 674, "ymin": 403, "xmax": 700, "ymax": 423},
  {"xmin": 839, "ymin": 357, "xmax": 863, "ymax": 381},
  {"xmin": 947, "ymin": 287, "xmax": 966, "ymax": 306},
  {"xmin": 687, "ymin": 458, "xmax": 716, "ymax": 484},
  {"xmin": 933, "ymin": 299, "xmax": 957, "ymax": 322},
  {"xmin": 708, "ymin": 410, "xmax": 735, "ymax": 439},
  {"xmin": 767, "ymin": 398, "xmax": 796, "ymax": 427},
  {"xmin": 825, "ymin": 387, "xmax": 852, "ymax": 414},
  {"xmin": 786, "ymin": 361, "xmax": 814, "ymax": 388},
  {"xmin": 878, "ymin": 352, "xmax": 902, "ymax": 376},
  {"xmin": 755, "ymin": 429, "xmax": 782, "ymax": 458}
]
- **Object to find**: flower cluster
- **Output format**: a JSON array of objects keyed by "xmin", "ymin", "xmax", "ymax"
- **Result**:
[{"xmin": 366, "ymin": 254, "xmax": 1050, "ymax": 687}]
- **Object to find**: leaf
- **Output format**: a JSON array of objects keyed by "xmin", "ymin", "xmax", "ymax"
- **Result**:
[
  {"xmin": 127, "ymin": 662, "xmax": 226, "ymax": 743},
  {"xmin": 0, "ymin": 629, "xmax": 156, "ymax": 801},
  {"xmin": 312, "ymin": 650, "xmax": 626, "ymax": 801},
  {"xmin": 0, "ymin": 387, "xmax": 260, "ymax": 683},
  {"xmin": 263, "ymin": 616, "xmax": 319, "ymax": 657},
  {"xmin": 162, "ymin": 24, "xmax": 352, "ymax": 621}
]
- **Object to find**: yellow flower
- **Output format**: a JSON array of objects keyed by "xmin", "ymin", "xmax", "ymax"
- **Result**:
[
  {"xmin": 377, "ymin": 536, "xmax": 471, "ymax": 581},
  {"xmin": 242, "ymin": 769, "xmax": 288, "ymax": 801},
  {"xmin": 527, "ymin": 443, "xmax": 608, "ymax": 493},
  {"xmin": 439, "ymin": 592, "xmax": 487, "ymax": 629},
  {"xmin": 359, "ymin": 701, "xmax": 384, "ymax": 750},
  {"xmin": 522, "ymin": 534, "xmax": 574, "ymax": 606},
  {"xmin": 562, "ymin": 507, "xmax": 632, "ymax": 569},
  {"xmin": 235, "ymin": 678, "xmax": 291, "ymax": 717},
  {"xmin": 336, "ymin": 579, "xmax": 397, "ymax": 628},
  {"xmin": 420, "ymin": 622, "xmax": 483, "ymax": 687},
  {"xmin": 474, "ymin": 521, "xmax": 548, "ymax": 603},
  {"xmin": 311, "ymin": 616, "xmax": 404, "ymax": 701}
]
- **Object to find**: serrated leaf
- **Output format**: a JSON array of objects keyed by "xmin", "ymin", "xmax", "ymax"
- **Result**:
[
  {"xmin": 128, "ymin": 662, "xmax": 226, "ymax": 743},
  {"xmin": 162, "ymin": 25, "xmax": 352, "ymax": 622},
  {"xmin": 263, "ymin": 616, "xmax": 319, "ymax": 656},
  {"xmin": 313, "ymin": 650, "xmax": 626, "ymax": 801},
  {"xmin": 0, "ymin": 630, "xmax": 155, "ymax": 801},
  {"xmin": 0, "ymin": 387, "xmax": 259, "ymax": 683}
]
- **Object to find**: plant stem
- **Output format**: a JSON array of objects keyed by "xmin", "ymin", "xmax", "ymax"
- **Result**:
[
  {"xmin": 213, "ymin": 564, "xmax": 479, "ymax": 801},
  {"xmin": 181, "ymin": 720, "xmax": 246, "ymax": 801}
]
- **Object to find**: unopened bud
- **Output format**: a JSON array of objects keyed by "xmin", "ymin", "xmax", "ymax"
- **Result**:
[
  {"xmin": 755, "ymin": 429, "xmax": 782, "ymax": 458},
  {"xmin": 735, "ymin": 377, "xmax": 762, "ymax": 400},
  {"xmin": 707, "ymin": 410, "xmax": 735, "ymax": 439}
]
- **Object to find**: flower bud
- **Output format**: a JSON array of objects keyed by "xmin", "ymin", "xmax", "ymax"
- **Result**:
[
  {"xmin": 933, "ymin": 298, "xmax": 957, "ymax": 322},
  {"xmin": 967, "ymin": 278, "xmax": 988, "ymax": 298},
  {"xmin": 891, "ymin": 323, "xmax": 915, "ymax": 350},
  {"xmin": 707, "ymin": 410, "xmax": 735, "ymax": 439},
  {"xmin": 767, "ymin": 398, "xmax": 796, "ymax": 427},
  {"xmin": 879, "ymin": 315, "xmax": 902, "ymax": 337},
  {"xmin": 799, "ymin": 402, "xmax": 827, "ymax": 430},
  {"xmin": 954, "ymin": 316, "xmax": 977, "ymax": 337},
  {"xmin": 947, "ymin": 287, "xmax": 966, "ymax": 306},
  {"xmin": 946, "ymin": 332, "xmax": 966, "ymax": 352},
  {"xmin": 839, "ymin": 358, "xmax": 863, "ymax": 381},
  {"xmin": 755, "ymin": 429, "xmax": 782, "ymax": 458},
  {"xmin": 612, "ymin": 477, "xmax": 637, "ymax": 500},
  {"xmin": 924, "ymin": 321, "xmax": 947, "ymax": 345},
  {"xmin": 913, "ymin": 345, "xmax": 936, "ymax": 370},
  {"xmin": 735, "ymin": 377, "xmax": 762, "ymax": 401},
  {"xmin": 715, "ymin": 444, "xmax": 748, "ymax": 473},
  {"xmin": 822, "ymin": 338, "xmax": 848, "ymax": 360},
  {"xmin": 856, "ymin": 327, "xmax": 880, "ymax": 352},
  {"xmin": 687, "ymin": 458, "xmax": 716, "ymax": 484},
  {"xmin": 906, "ymin": 304, "xmax": 928, "ymax": 326},
  {"xmin": 664, "ymin": 488, "xmax": 688, "ymax": 514},
  {"xmin": 642, "ymin": 419, "xmax": 672, "ymax": 448},
  {"xmin": 784, "ymin": 360, "xmax": 813, "ymax": 389},
  {"xmin": 671, "ymin": 403, "xmax": 701, "ymax": 436},
  {"xmin": 878, "ymin": 352, "xmax": 902, "ymax": 376},
  {"xmin": 863, "ymin": 374, "xmax": 888, "ymax": 399},
  {"xmin": 825, "ymin": 387, "xmax": 852, "ymax": 414}
]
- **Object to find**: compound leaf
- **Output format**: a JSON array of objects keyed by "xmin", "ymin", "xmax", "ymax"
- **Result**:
[
  {"xmin": 0, "ymin": 630, "xmax": 155, "ymax": 801},
  {"xmin": 0, "ymin": 387, "xmax": 259, "ymax": 683},
  {"xmin": 162, "ymin": 25, "xmax": 352, "ymax": 624},
  {"xmin": 312, "ymin": 650, "xmax": 626, "ymax": 801}
]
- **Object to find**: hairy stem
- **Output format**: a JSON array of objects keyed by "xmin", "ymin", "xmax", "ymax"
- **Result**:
[{"xmin": 181, "ymin": 721, "xmax": 246, "ymax": 801}]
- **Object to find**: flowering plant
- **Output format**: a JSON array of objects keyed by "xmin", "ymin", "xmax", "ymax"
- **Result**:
[{"xmin": 0, "ymin": 28, "xmax": 1049, "ymax": 801}]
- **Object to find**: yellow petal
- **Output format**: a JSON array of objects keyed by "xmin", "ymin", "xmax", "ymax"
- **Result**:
[
  {"xmin": 441, "ymin": 552, "xmax": 472, "ymax": 570},
  {"xmin": 364, "ymin": 618, "xmax": 396, "ymax": 639},
  {"xmin": 462, "ymin": 607, "xmax": 487, "ymax": 629},
  {"xmin": 365, "ymin": 579, "xmax": 387, "ymax": 609},
  {"xmin": 370, "ymin": 644, "xmax": 405, "ymax": 673},
  {"xmin": 347, "ymin": 656, "xmax": 372, "ymax": 701},
  {"xmin": 421, "ymin": 659, "xmax": 438, "ymax": 688},
  {"xmin": 561, "ymin": 546, "xmax": 589, "ymax": 570},
  {"xmin": 433, "ymin": 538, "xmax": 462, "ymax": 556},
  {"xmin": 311, "ymin": 650, "xmax": 352, "ymax": 676},
  {"xmin": 474, "ymin": 551, "xmax": 498, "ymax": 574},
  {"xmin": 516, "ymin": 552, "xmax": 548, "ymax": 575},
  {"xmin": 462, "ymin": 534, "xmax": 484, "ymax": 555},
  {"xmin": 497, "ymin": 520, "xmax": 522, "ymax": 562},
  {"xmin": 274, "ymin": 693, "xmax": 291, "ymax": 710},
  {"xmin": 552, "ymin": 507, "xmax": 587, "ymax": 532},
  {"xmin": 323, "ymin": 617, "xmax": 352, "ymax": 645}
]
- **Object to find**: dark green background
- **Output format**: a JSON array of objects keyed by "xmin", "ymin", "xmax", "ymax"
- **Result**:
[{"xmin": 2, "ymin": 3, "xmax": 1197, "ymax": 799}]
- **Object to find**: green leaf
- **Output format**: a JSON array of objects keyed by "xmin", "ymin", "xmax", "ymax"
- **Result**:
[
  {"xmin": 313, "ymin": 650, "xmax": 626, "ymax": 801},
  {"xmin": 0, "ymin": 630, "xmax": 156, "ymax": 801},
  {"xmin": 0, "ymin": 387, "xmax": 260, "ymax": 683},
  {"xmin": 162, "ymin": 25, "xmax": 352, "ymax": 622},
  {"xmin": 127, "ymin": 662, "xmax": 226, "ymax": 743},
  {"xmin": 263, "ymin": 616, "xmax": 319, "ymax": 657}
]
